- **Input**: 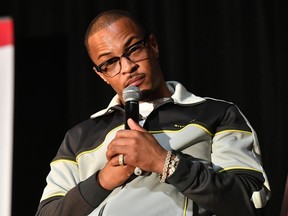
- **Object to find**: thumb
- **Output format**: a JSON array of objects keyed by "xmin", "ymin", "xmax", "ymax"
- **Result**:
[{"xmin": 127, "ymin": 118, "xmax": 146, "ymax": 132}]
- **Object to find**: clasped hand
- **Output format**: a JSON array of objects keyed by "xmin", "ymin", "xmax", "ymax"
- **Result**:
[{"xmin": 98, "ymin": 118, "xmax": 167, "ymax": 190}]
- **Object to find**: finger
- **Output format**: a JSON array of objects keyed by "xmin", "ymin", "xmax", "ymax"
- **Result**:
[
  {"xmin": 106, "ymin": 138, "xmax": 129, "ymax": 160},
  {"xmin": 127, "ymin": 118, "xmax": 146, "ymax": 132},
  {"xmin": 109, "ymin": 155, "xmax": 123, "ymax": 166},
  {"xmin": 109, "ymin": 155, "xmax": 134, "ymax": 174},
  {"xmin": 106, "ymin": 147, "xmax": 123, "ymax": 161}
]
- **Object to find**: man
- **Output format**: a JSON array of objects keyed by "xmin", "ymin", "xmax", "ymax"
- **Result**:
[{"xmin": 36, "ymin": 10, "xmax": 270, "ymax": 215}]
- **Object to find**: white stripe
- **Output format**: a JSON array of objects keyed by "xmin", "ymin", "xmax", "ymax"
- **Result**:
[{"xmin": 0, "ymin": 21, "xmax": 14, "ymax": 216}]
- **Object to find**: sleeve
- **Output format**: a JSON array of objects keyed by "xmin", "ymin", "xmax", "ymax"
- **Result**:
[
  {"xmin": 35, "ymin": 130, "xmax": 112, "ymax": 216},
  {"xmin": 167, "ymin": 104, "xmax": 271, "ymax": 216}
]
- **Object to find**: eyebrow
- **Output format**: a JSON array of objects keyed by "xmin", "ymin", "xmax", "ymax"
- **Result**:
[{"xmin": 97, "ymin": 35, "xmax": 141, "ymax": 60}]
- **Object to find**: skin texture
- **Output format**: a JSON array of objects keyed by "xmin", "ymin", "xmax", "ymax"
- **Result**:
[{"xmin": 87, "ymin": 17, "xmax": 172, "ymax": 190}]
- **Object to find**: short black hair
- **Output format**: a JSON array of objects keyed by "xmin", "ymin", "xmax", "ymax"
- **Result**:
[{"xmin": 84, "ymin": 9, "xmax": 146, "ymax": 54}]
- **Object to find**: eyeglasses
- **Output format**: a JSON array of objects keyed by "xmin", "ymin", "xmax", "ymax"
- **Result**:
[{"xmin": 94, "ymin": 36, "xmax": 149, "ymax": 77}]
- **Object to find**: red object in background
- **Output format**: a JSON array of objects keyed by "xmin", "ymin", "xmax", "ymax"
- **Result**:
[{"xmin": 0, "ymin": 17, "xmax": 14, "ymax": 46}]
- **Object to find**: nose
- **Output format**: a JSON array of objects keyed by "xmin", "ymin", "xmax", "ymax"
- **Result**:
[{"xmin": 119, "ymin": 57, "xmax": 138, "ymax": 74}]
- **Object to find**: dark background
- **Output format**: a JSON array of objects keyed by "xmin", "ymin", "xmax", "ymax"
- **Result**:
[{"xmin": 1, "ymin": 0, "xmax": 287, "ymax": 215}]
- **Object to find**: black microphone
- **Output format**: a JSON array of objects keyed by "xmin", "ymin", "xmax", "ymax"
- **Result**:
[
  {"xmin": 122, "ymin": 86, "xmax": 142, "ymax": 129},
  {"xmin": 122, "ymin": 86, "xmax": 144, "ymax": 176}
]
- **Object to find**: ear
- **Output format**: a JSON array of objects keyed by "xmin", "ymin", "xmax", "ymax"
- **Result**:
[
  {"xmin": 148, "ymin": 34, "xmax": 159, "ymax": 57},
  {"xmin": 93, "ymin": 67, "xmax": 110, "ymax": 84}
]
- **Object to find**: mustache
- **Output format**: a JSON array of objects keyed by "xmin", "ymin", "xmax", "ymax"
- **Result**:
[
  {"xmin": 127, "ymin": 73, "xmax": 142, "ymax": 79},
  {"xmin": 125, "ymin": 73, "xmax": 145, "ymax": 86}
]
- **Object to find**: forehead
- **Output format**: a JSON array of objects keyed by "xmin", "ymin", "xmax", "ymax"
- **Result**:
[{"xmin": 88, "ymin": 18, "xmax": 143, "ymax": 60}]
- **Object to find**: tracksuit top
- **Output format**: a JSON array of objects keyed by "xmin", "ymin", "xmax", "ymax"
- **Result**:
[{"xmin": 36, "ymin": 81, "xmax": 270, "ymax": 216}]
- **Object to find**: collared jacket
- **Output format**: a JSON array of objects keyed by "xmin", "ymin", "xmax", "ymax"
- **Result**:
[{"xmin": 36, "ymin": 81, "xmax": 270, "ymax": 216}]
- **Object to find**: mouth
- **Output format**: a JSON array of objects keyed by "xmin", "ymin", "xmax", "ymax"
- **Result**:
[{"xmin": 125, "ymin": 74, "xmax": 145, "ymax": 87}]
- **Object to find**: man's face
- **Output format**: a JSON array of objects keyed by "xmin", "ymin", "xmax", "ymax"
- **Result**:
[{"xmin": 87, "ymin": 17, "xmax": 166, "ymax": 102}]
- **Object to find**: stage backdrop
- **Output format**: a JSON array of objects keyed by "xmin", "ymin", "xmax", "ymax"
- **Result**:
[{"xmin": 0, "ymin": 0, "xmax": 287, "ymax": 215}]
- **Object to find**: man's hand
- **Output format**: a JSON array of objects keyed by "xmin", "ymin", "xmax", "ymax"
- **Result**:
[
  {"xmin": 98, "ymin": 157, "xmax": 135, "ymax": 190},
  {"xmin": 106, "ymin": 118, "xmax": 167, "ymax": 174}
]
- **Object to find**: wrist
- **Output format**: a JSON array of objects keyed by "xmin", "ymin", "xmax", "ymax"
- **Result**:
[
  {"xmin": 159, "ymin": 151, "xmax": 179, "ymax": 183},
  {"xmin": 97, "ymin": 170, "xmax": 114, "ymax": 191}
]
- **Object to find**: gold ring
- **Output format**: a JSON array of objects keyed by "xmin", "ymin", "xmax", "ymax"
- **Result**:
[{"xmin": 119, "ymin": 154, "xmax": 124, "ymax": 166}]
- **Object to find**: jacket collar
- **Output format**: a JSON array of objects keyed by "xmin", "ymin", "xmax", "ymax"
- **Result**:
[{"xmin": 90, "ymin": 81, "xmax": 205, "ymax": 119}]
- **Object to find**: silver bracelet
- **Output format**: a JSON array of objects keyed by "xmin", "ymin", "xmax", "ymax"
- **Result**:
[
  {"xmin": 159, "ymin": 151, "xmax": 172, "ymax": 183},
  {"xmin": 168, "ymin": 155, "xmax": 180, "ymax": 177}
]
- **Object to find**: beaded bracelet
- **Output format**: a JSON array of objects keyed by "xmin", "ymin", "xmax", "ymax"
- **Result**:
[
  {"xmin": 168, "ymin": 155, "xmax": 180, "ymax": 177},
  {"xmin": 159, "ymin": 151, "xmax": 172, "ymax": 183}
]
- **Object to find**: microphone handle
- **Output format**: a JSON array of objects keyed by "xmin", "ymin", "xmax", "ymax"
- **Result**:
[{"xmin": 124, "ymin": 101, "xmax": 139, "ymax": 129}]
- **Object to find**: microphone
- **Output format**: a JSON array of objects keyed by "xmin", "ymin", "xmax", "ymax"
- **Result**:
[
  {"xmin": 122, "ymin": 86, "xmax": 143, "ymax": 176},
  {"xmin": 123, "ymin": 86, "xmax": 142, "ymax": 129}
]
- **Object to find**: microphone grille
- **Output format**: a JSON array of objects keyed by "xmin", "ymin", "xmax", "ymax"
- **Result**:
[{"xmin": 123, "ymin": 86, "xmax": 142, "ymax": 102}]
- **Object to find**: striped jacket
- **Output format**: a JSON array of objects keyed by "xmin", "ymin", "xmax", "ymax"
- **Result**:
[{"xmin": 36, "ymin": 81, "xmax": 270, "ymax": 216}]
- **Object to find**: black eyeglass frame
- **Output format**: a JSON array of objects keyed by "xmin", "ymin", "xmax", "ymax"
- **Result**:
[{"xmin": 94, "ymin": 35, "xmax": 149, "ymax": 76}]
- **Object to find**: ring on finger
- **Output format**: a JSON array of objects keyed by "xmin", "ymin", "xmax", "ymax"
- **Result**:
[{"xmin": 119, "ymin": 154, "xmax": 125, "ymax": 166}]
